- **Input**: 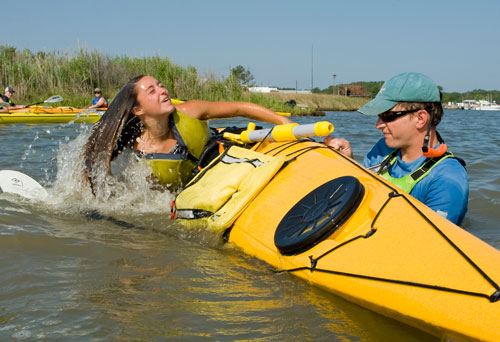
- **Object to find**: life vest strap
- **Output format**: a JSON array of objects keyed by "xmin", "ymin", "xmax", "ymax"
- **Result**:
[
  {"xmin": 409, "ymin": 152, "xmax": 453, "ymax": 181},
  {"xmin": 175, "ymin": 208, "xmax": 213, "ymax": 219}
]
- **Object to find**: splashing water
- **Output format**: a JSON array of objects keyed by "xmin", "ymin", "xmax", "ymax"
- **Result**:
[
  {"xmin": 44, "ymin": 129, "xmax": 175, "ymax": 214},
  {"xmin": 15, "ymin": 125, "xmax": 224, "ymax": 247}
]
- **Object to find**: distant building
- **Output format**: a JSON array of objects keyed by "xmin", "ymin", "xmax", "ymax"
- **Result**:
[
  {"xmin": 248, "ymin": 86, "xmax": 311, "ymax": 94},
  {"xmin": 338, "ymin": 84, "xmax": 371, "ymax": 97},
  {"xmin": 278, "ymin": 89, "xmax": 312, "ymax": 94},
  {"xmin": 248, "ymin": 86, "xmax": 279, "ymax": 93}
]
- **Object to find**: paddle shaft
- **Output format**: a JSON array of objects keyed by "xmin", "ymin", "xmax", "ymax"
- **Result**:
[{"xmin": 26, "ymin": 101, "xmax": 45, "ymax": 106}]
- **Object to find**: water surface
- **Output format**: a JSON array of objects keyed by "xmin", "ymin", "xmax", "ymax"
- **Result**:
[{"xmin": 1, "ymin": 110, "xmax": 498, "ymax": 341}]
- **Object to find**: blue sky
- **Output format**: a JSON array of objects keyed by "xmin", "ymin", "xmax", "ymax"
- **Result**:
[{"xmin": 5, "ymin": 0, "xmax": 500, "ymax": 92}]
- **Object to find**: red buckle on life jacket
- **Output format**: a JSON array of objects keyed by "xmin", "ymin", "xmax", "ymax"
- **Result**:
[{"xmin": 170, "ymin": 200, "xmax": 176, "ymax": 219}]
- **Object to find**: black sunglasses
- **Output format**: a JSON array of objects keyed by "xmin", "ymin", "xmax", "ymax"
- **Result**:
[{"xmin": 378, "ymin": 108, "xmax": 423, "ymax": 123}]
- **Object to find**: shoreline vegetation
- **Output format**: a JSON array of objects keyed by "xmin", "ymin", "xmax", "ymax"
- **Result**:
[
  {"xmin": 265, "ymin": 93, "xmax": 368, "ymax": 114},
  {"xmin": 2, "ymin": 45, "xmax": 498, "ymax": 116},
  {"xmin": 0, "ymin": 45, "xmax": 367, "ymax": 116}
]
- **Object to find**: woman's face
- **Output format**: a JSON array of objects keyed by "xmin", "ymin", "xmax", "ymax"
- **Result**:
[{"xmin": 133, "ymin": 76, "xmax": 175, "ymax": 117}]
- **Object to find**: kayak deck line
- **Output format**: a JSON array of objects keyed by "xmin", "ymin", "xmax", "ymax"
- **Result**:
[
  {"xmin": 318, "ymin": 145, "xmax": 500, "ymax": 292},
  {"xmin": 280, "ymin": 195, "xmax": 499, "ymax": 303},
  {"xmin": 219, "ymin": 139, "xmax": 500, "ymax": 341},
  {"xmin": 262, "ymin": 143, "xmax": 500, "ymax": 303}
]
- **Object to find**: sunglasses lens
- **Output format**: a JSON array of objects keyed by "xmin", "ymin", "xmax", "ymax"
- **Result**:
[
  {"xmin": 379, "ymin": 113, "xmax": 397, "ymax": 122},
  {"xmin": 378, "ymin": 109, "xmax": 421, "ymax": 123}
]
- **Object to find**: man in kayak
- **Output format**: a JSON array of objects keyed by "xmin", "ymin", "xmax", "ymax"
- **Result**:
[
  {"xmin": 88, "ymin": 88, "xmax": 109, "ymax": 109},
  {"xmin": 1, "ymin": 87, "xmax": 26, "ymax": 109},
  {"xmin": 324, "ymin": 72, "xmax": 468, "ymax": 225},
  {"xmin": 82, "ymin": 75, "xmax": 292, "ymax": 194}
]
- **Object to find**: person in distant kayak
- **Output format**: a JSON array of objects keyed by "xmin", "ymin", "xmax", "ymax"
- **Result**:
[
  {"xmin": 1, "ymin": 87, "xmax": 26, "ymax": 109},
  {"xmin": 324, "ymin": 72, "xmax": 468, "ymax": 225},
  {"xmin": 88, "ymin": 88, "xmax": 109, "ymax": 109},
  {"xmin": 82, "ymin": 75, "xmax": 292, "ymax": 193}
]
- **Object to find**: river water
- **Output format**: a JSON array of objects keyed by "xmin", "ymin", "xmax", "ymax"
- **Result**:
[{"xmin": 0, "ymin": 110, "xmax": 498, "ymax": 341}]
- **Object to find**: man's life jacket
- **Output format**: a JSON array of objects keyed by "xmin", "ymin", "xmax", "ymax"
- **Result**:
[{"xmin": 377, "ymin": 149, "xmax": 460, "ymax": 194}]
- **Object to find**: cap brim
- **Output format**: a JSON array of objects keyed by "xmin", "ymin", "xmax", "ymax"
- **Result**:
[{"xmin": 358, "ymin": 97, "xmax": 397, "ymax": 116}]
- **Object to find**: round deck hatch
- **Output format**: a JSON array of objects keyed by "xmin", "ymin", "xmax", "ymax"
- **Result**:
[{"xmin": 274, "ymin": 176, "xmax": 364, "ymax": 255}]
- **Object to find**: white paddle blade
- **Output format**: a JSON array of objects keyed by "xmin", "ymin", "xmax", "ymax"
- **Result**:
[
  {"xmin": 0, "ymin": 170, "xmax": 48, "ymax": 200},
  {"xmin": 44, "ymin": 95, "xmax": 63, "ymax": 103}
]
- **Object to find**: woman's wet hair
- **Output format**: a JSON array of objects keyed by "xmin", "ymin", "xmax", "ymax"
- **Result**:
[{"xmin": 82, "ymin": 75, "xmax": 144, "ymax": 192}]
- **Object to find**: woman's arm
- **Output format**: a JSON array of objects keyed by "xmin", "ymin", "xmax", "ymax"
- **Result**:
[{"xmin": 176, "ymin": 100, "xmax": 292, "ymax": 125}]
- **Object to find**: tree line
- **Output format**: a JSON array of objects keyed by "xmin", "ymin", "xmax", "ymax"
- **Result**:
[{"xmin": 313, "ymin": 80, "xmax": 500, "ymax": 103}]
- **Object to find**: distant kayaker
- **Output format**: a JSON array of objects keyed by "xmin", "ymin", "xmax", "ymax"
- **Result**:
[
  {"xmin": 88, "ymin": 88, "xmax": 109, "ymax": 109},
  {"xmin": 82, "ymin": 75, "xmax": 292, "ymax": 193},
  {"xmin": 324, "ymin": 72, "xmax": 468, "ymax": 225},
  {"xmin": 1, "ymin": 87, "xmax": 26, "ymax": 109}
]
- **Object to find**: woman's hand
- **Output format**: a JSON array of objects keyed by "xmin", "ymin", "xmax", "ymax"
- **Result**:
[{"xmin": 324, "ymin": 136, "xmax": 353, "ymax": 158}]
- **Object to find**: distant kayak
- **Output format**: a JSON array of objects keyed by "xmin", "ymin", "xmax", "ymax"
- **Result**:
[
  {"xmin": 0, "ymin": 98, "xmax": 290, "ymax": 124},
  {"xmin": 1, "ymin": 106, "xmax": 104, "ymax": 124}
]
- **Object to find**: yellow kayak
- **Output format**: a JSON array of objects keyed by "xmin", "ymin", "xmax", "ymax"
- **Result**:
[
  {"xmin": 0, "ymin": 106, "xmax": 104, "ymax": 124},
  {"xmin": 176, "ymin": 137, "xmax": 500, "ymax": 341},
  {"xmin": 0, "ymin": 98, "xmax": 290, "ymax": 124}
]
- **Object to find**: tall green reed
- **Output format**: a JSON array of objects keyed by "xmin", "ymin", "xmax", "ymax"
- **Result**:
[{"xmin": 0, "ymin": 45, "xmax": 289, "ymax": 112}]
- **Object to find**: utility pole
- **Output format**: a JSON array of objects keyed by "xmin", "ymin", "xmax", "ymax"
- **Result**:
[
  {"xmin": 311, "ymin": 45, "xmax": 314, "ymax": 91},
  {"xmin": 332, "ymin": 74, "xmax": 336, "ymax": 95}
]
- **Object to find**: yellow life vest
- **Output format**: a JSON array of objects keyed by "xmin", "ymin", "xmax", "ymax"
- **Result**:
[
  {"xmin": 143, "ymin": 110, "xmax": 211, "ymax": 188},
  {"xmin": 173, "ymin": 145, "xmax": 286, "ymax": 232}
]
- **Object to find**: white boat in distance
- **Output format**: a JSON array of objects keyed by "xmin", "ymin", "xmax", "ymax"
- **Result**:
[
  {"xmin": 475, "ymin": 100, "xmax": 500, "ymax": 111},
  {"xmin": 458, "ymin": 99, "xmax": 500, "ymax": 111}
]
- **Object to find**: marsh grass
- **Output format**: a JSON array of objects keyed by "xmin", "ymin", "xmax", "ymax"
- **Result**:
[
  {"xmin": 265, "ymin": 92, "xmax": 369, "ymax": 111},
  {"xmin": 0, "ymin": 45, "xmax": 365, "ymax": 113}
]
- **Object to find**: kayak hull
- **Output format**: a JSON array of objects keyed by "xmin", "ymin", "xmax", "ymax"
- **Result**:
[
  {"xmin": 1, "ymin": 107, "xmax": 103, "ymax": 124},
  {"xmin": 225, "ymin": 140, "xmax": 500, "ymax": 341}
]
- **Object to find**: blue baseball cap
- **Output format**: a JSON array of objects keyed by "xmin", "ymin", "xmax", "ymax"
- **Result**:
[{"xmin": 358, "ymin": 72, "xmax": 441, "ymax": 116}]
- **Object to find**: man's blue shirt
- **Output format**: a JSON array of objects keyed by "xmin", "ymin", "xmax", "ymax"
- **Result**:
[{"xmin": 363, "ymin": 138, "xmax": 469, "ymax": 225}]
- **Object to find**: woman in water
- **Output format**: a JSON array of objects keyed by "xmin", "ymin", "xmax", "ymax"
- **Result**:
[{"xmin": 82, "ymin": 75, "xmax": 292, "ymax": 192}]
